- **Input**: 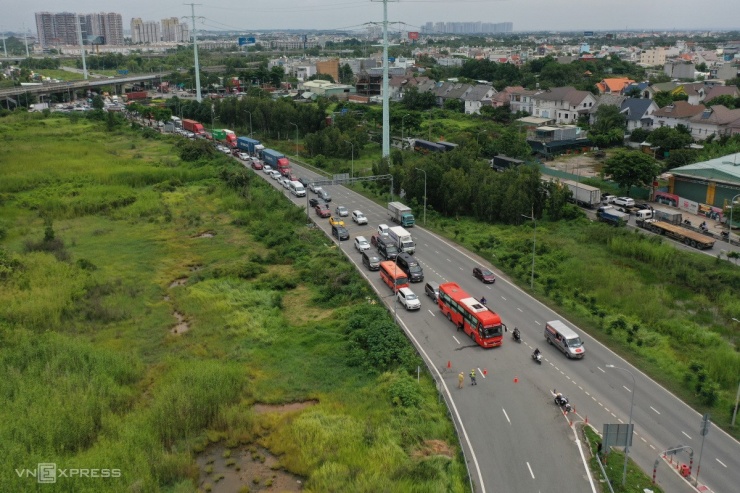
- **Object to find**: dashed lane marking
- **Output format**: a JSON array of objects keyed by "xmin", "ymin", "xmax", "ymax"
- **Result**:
[
  {"xmin": 502, "ymin": 408, "xmax": 511, "ymax": 424},
  {"xmin": 650, "ymin": 406, "xmax": 661, "ymax": 415},
  {"xmin": 682, "ymin": 431, "xmax": 692, "ymax": 440},
  {"xmin": 526, "ymin": 462, "xmax": 535, "ymax": 480},
  {"xmin": 517, "ymin": 307, "xmax": 523, "ymax": 312},
  {"xmin": 453, "ymin": 336, "xmax": 461, "ymax": 345},
  {"xmin": 597, "ymin": 366, "xmax": 606, "ymax": 373},
  {"xmin": 716, "ymin": 458, "xmax": 727, "ymax": 468},
  {"xmin": 428, "ymin": 310, "xmax": 435, "ymax": 317},
  {"xmin": 623, "ymin": 385, "xmax": 631, "ymax": 392}
]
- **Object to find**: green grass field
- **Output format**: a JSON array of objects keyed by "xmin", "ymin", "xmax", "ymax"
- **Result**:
[{"xmin": 0, "ymin": 113, "xmax": 468, "ymax": 492}]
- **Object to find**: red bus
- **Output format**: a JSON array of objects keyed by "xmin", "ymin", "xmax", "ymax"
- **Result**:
[
  {"xmin": 437, "ymin": 282, "xmax": 506, "ymax": 348},
  {"xmin": 379, "ymin": 261, "xmax": 409, "ymax": 292}
]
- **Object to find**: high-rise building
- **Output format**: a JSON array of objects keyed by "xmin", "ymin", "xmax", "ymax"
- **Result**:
[
  {"xmin": 161, "ymin": 17, "xmax": 180, "ymax": 42},
  {"xmin": 35, "ymin": 11, "xmax": 123, "ymax": 47},
  {"xmin": 131, "ymin": 18, "xmax": 144, "ymax": 44},
  {"xmin": 179, "ymin": 23, "xmax": 190, "ymax": 43},
  {"xmin": 130, "ymin": 18, "xmax": 160, "ymax": 44}
]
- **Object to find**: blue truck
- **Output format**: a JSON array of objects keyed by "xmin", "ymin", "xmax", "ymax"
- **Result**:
[
  {"xmin": 261, "ymin": 149, "xmax": 291, "ymax": 176},
  {"xmin": 236, "ymin": 136, "xmax": 263, "ymax": 155},
  {"xmin": 596, "ymin": 206, "xmax": 629, "ymax": 226}
]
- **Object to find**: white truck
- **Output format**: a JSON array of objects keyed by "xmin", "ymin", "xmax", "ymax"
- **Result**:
[{"xmin": 388, "ymin": 226, "xmax": 415, "ymax": 254}]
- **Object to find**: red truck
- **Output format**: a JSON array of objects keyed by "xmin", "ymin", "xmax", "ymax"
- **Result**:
[
  {"xmin": 182, "ymin": 119, "xmax": 206, "ymax": 135},
  {"xmin": 125, "ymin": 91, "xmax": 149, "ymax": 101}
]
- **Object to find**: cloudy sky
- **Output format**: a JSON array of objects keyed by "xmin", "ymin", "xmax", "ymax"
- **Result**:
[{"xmin": 4, "ymin": 0, "xmax": 740, "ymax": 34}]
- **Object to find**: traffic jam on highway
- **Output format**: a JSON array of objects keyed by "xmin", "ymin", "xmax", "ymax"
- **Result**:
[{"xmin": 168, "ymin": 121, "xmax": 734, "ymax": 493}]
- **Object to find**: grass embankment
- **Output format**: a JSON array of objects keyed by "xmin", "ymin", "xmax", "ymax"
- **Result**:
[
  {"xmin": 421, "ymin": 212, "xmax": 740, "ymax": 437},
  {"xmin": 0, "ymin": 113, "xmax": 468, "ymax": 492}
]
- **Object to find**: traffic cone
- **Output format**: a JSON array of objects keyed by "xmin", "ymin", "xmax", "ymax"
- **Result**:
[
  {"xmin": 513, "ymin": 376, "xmax": 518, "ymax": 383},
  {"xmin": 483, "ymin": 368, "xmax": 488, "ymax": 376},
  {"xmin": 447, "ymin": 360, "xmax": 451, "ymax": 369}
]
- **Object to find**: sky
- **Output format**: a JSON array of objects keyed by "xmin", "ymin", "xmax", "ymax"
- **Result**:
[{"xmin": 3, "ymin": 0, "xmax": 740, "ymax": 34}]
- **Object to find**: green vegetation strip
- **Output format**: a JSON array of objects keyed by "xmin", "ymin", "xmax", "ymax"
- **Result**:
[{"xmin": 0, "ymin": 113, "xmax": 468, "ymax": 492}]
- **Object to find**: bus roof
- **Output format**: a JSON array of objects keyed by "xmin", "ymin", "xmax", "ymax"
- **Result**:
[{"xmin": 440, "ymin": 282, "xmax": 502, "ymax": 324}]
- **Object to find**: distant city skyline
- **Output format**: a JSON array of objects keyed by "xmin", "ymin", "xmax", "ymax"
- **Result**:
[{"xmin": 2, "ymin": 1, "xmax": 740, "ymax": 35}]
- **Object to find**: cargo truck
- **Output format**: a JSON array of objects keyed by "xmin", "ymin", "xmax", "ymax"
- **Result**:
[
  {"xmin": 212, "ymin": 129, "xmax": 237, "ymax": 147},
  {"xmin": 635, "ymin": 207, "xmax": 682, "ymax": 225},
  {"xmin": 388, "ymin": 202, "xmax": 415, "ymax": 227},
  {"xmin": 542, "ymin": 177, "xmax": 601, "ymax": 208},
  {"xmin": 182, "ymin": 119, "xmax": 206, "ymax": 135},
  {"xmin": 124, "ymin": 91, "xmax": 149, "ymax": 101},
  {"xmin": 596, "ymin": 206, "xmax": 629, "ymax": 226},
  {"xmin": 236, "ymin": 137, "xmax": 263, "ymax": 155},
  {"xmin": 388, "ymin": 226, "xmax": 416, "ymax": 254},
  {"xmin": 262, "ymin": 149, "xmax": 291, "ymax": 176},
  {"xmin": 636, "ymin": 218, "xmax": 715, "ymax": 250}
]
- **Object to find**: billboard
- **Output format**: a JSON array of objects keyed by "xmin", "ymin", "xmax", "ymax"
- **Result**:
[
  {"xmin": 584, "ymin": 31, "xmax": 594, "ymax": 37},
  {"xmin": 238, "ymin": 37, "xmax": 247, "ymax": 46},
  {"xmin": 408, "ymin": 31, "xmax": 419, "ymax": 40}
]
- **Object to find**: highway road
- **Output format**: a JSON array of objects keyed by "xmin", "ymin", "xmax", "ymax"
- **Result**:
[{"xmin": 248, "ymin": 158, "xmax": 738, "ymax": 493}]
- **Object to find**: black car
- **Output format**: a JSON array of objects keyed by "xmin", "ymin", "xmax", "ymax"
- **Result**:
[
  {"xmin": 362, "ymin": 251, "xmax": 381, "ymax": 271},
  {"xmin": 299, "ymin": 177, "xmax": 310, "ymax": 187},
  {"xmin": 331, "ymin": 225, "xmax": 349, "ymax": 241},
  {"xmin": 376, "ymin": 238, "xmax": 399, "ymax": 260},
  {"xmin": 309, "ymin": 197, "xmax": 320, "ymax": 208},
  {"xmin": 424, "ymin": 281, "xmax": 440, "ymax": 301},
  {"xmin": 473, "ymin": 266, "xmax": 496, "ymax": 284}
]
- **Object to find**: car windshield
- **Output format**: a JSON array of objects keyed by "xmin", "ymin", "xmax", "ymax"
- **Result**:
[
  {"xmin": 481, "ymin": 324, "xmax": 503, "ymax": 339},
  {"xmin": 481, "ymin": 269, "xmax": 493, "ymax": 276},
  {"xmin": 566, "ymin": 337, "xmax": 583, "ymax": 347},
  {"xmin": 369, "ymin": 256, "xmax": 380, "ymax": 263},
  {"xmin": 359, "ymin": 241, "xmax": 369, "ymax": 247},
  {"xmin": 387, "ymin": 245, "xmax": 398, "ymax": 253},
  {"xmin": 405, "ymin": 293, "xmax": 418, "ymax": 301},
  {"xmin": 409, "ymin": 265, "xmax": 422, "ymax": 273}
]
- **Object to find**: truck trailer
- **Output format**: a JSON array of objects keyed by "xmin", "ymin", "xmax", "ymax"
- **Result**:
[
  {"xmin": 636, "ymin": 219, "xmax": 715, "ymax": 250},
  {"xmin": 182, "ymin": 119, "xmax": 206, "ymax": 135},
  {"xmin": 596, "ymin": 206, "xmax": 629, "ymax": 226},
  {"xmin": 212, "ymin": 129, "xmax": 237, "ymax": 148},
  {"xmin": 261, "ymin": 149, "xmax": 291, "ymax": 176},
  {"xmin": 236, "ymin": 137, "xmax": 262, "ymax": 155},
  {"xmin": 542, "ymin": 177, "xmax": 601, "ymax": 208},
  {"xmin": 388, "ymin": 202, "xmax": 415, "ymax": 227},
  {"xmin": 388, "ymin": 226, "xmax": 416, "ymax": 254}
]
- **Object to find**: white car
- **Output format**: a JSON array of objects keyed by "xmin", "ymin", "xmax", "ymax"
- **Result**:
[
  {"xmin": 262, "ymin": 165, "xmax": 273, "ymax": 174},
  {"xmin": 354, "ymin": 236, "xmax": 370, "ymax": 252},
  {"xmin": 335, "ymin": 206, "xmax": 349, "ymax": 217},
  {"xmin": 613, "ymin": 197, "xmax": 635, "ymax": 208},
  {"xmin": 280, "ymin": 176, "xmax": 291, "ymax": 188},
  {"xmin": 238, "ymin": 152, "xmax": 249, "ymax": 161},
  {"xmin": 312, "ymin": 186, "xmax": 324, "ymax": 195},
  {"xmin": 270, "ymin": 170, "xmax": 281, "ymax": 180},
  {"xmin": 397, "ymin": 287, "xmax": 421, "ymax": 311},
  {"xmin": 352, "ymin": 210, "xmax": 368, "ymax": 225},
  {"xmin": 377, "ymin": 224, "xmax": 390, "ymax": 236}
]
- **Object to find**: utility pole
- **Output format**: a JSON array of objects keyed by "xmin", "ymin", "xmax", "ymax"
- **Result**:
[
  {"xmin": 1, "ymin": 28, "xmax": 7, "ymax": 58},
  {"xmin": 372, "ymin": 0, "xmax": 396, "ymax": 159},
  {"xmin": 185, "ymin": 4, "xmax": 203, "ymax": 103},
  {"xmin": 76, "ymin": 16, "xmax": 87, "ymax": 80},
  {"xmin": 23, "ymin": 25, "xmax": 30, "ymax": 58}
]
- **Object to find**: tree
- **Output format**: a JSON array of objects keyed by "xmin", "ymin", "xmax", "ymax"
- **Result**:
[
  {"xmin": 338, "ymin": 63, "xmax": 354, "ymax": 85},
  {"xmin": 603, "ymin": 150, "xmax": 661, "ymax": 191},
  {"xmin": 653, "ymin": 91, "xmax": 674, "ymax": 108},
  {"xmin": 91, "ymin": 95, "xmax": 104, "ymax": 110},
  {"xmin": 648, "ymin": 125, "xmax": 693, "ymax": 152},
  {"xmin": 705, "ymin": 95, "xmax": 737, "ymax": 109},
  {"xmin": 591, "ymin": 104, "xmax": 626, "ymax": 135},
  {"xmin": 401, "ymin": 87, "xmax": 436, "ymax": 111}
]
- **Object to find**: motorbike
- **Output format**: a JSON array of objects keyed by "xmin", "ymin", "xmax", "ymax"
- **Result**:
[
  {"xmin": 532, "ymin": 351, "xmax": 542, "ymax": 364},
  {"xmin": 512, "ymin": 328, "xmax": 522, "ymax": 343},
  {"xmin": 551, "ymin": 389, "xmax": 572, "ymax": 412},
  {"xmin": 721, "ymin": 231, "xmax": 729, "ymax": 240}
]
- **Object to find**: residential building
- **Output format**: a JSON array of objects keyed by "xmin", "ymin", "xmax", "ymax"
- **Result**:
[
  {"xmin": 595, "ymin": 77, "xmax": 635, "ymax": 95},
  {"xmin": 35, "ymin": 11, "xmax": 80, "ymax": 47},
  {"xmin": 462, "ymin": 84, "xmax": 496, "ymax": 115},
  {"xmin": 640, "ymin": 47, "xmax": 667, "ymax": 66},
  {"xmin": 299, "ymin": 80, "xmax": 356, "ymax": 99},
  {"xmin": 620, "ymin": 98, "xmax": 658, "ymax": 132},
  {"xmin": 651, "ymin": 101, "xmax": 706, "ymax": 129},
  {"xmin": 315, "ymin": 59, "xmax": 339, "ymax": 83},
  {"xmin": 131, "ymin": 19, "xmax": 160, "ymax": 44},
  {"xmin": 161, "ymin": 17, "xmax": 182, "ymax": 43},
  {"xmin": 687, "ymin": 105, "xmax": 740, "ymax": 140},
  {"xmin": 531, "ymin": 86, "xmax": 597, "ymax": 124},
  {"xmin": 506, "ymin": 87, "xmax": 538, "ymax": 114},
  {"xmin": 664, "ymin": 60, "xmax": 695, "ymax": 80},
  {"xmin": 84, "ymin": 13, "xmax": 123, "ymax": 45}
]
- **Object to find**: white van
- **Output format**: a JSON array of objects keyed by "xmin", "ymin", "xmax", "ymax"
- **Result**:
[
  {"xmin": 545, "ymin": 320, "xmax": 585, "ymax": 359},
  {"xmin": 289, "ymin": 180, "xmax": 306, "ymax": 197}
]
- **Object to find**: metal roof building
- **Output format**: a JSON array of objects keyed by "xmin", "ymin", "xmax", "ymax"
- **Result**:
[{"xmin": 668, "ymin": 153, "xmax": 740, "ymax": 208}]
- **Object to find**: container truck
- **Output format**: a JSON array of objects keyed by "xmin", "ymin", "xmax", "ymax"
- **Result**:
[
  {"xmin": 636, "ymin": 218, "xmax": 715, "ymax": 250},
  {"xmin": 182, "ymin": 119, "xmax": 206, "ymax": 135},
  {"xmin": 212, "ymin": 129, "xmax": 236, "ymax": 147},
  {"xmin": 388, "ymin": 202, "xmax": 415, "ymax": 227},
  {"xmin": 262, "ymin": 149, "xmax": 291, "ymax": 176},
  {"xmin": 542, "ymin": 177, "xmax": 601, "ymax": 207},
  {"xmin": 635, "ymin": 207, "xmax": 683, "ymax": 225},
  {"xmin": 237, "ymin": 137, "xmax": 262, "ymax": 155},
  {"xmin": 388, "ymin": 226, "xmax": 416, "ymax": 254},
  {"xmin": 596, "ymin": 206, "xmax": 629, "ymax": 226},
  {"xmin": 124, "ymin": 91, "xmax": 149, "ymax": 101}
]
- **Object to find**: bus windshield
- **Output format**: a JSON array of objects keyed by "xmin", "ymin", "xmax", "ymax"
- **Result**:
[
  {"xmin": 481, "ymin": 324, "xmax": 503, "ymax": 339},
  {"xmin": 395, "ymin": 277, "xmax": 408, "ymax": 286}
]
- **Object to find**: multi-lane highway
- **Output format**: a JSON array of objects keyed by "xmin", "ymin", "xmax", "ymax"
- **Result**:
[{"xmin": 252, "ymin": 158, "xmax": 738, "ymax": 493}]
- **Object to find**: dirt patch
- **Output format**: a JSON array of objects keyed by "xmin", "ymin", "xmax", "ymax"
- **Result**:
[
  {"xmin": 169, "ymin": 278, "xmax": 188, "ymax": 288},
  {"xmin": 545, "ymin": 154, "xmax": 603, "ymax": 179},
  {"xmin": 195, "ymin": 230, "xmax": 216, "ymax": 238},
  {"xmin": 170, "ymin": 311, "xmax": 190, "ymax": 335},
  {"xmin": 197, "ymin": 444, "xmax": 303, "ymax": 493},
  {"xmin": 411, "ymin": 439, "xmax": 455, "ymax": 459},
  {"xmin": 252, "ymin": 400, "xmax": 318, "ymax": 415}
]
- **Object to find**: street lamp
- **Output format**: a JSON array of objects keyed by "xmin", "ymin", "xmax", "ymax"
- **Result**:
[
  {"xmin": 606, "ymin": 365, "xmax": 636, "ymax": 487},
  {"xmin": 244, "ymin": 110, "xmax": 253, "ymax": 138},
  {"xmin": 401, "ymin": 114, "xmax": 410, "ymax": 149},
  {"xmin": 342, "ymin": 140, "xmax": 354, "ymax": 178},
  {"xmin": 729, "ymin": 193, "xmax": 740, "ymax": 243},
  {"xmin": 289, "ymin": 122, "xmax": 298, "ymax": 155},
  {"xmin": 415, "ymin": 168, "xmax": 427, "ymax": 226},
  {"xmin": 521, "ymin": 208, "xmax": 536, "ymax": 289}
]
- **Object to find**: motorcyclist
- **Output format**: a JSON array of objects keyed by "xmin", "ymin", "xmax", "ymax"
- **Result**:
[
  {"xmin": 480, "ymin": 296, "xmax": 487, "ymax": 305},
  {"xmin": 513, "ymin": 327, "xmax": 521, "ymax": 340},
  {"xmin": 533, "ymin": 347, "xmax": 541, "ymax": 357}
]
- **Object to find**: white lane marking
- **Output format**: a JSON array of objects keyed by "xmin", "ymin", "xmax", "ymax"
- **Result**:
[
  {"xmin": 453, "ymin": 336, "xmax": 461, "ymax": 345},
  {"xmin": 585, "ymin": 391, "xmax": 590, "ymax": 396},
  {"xmin": 611, "ymin": 413, "xmax": 616, "ymax": 418},
  {"xmin": 435, "ymin": 250, "xmax": 440, "ymax": 254},
  {"xmin": 640, "ymin": 437, "xmax": 647, "ymax": 443},
  {"xmin": 446, "ymin": 258, "xmax": 451, "ymax": 262},
  {"xmin": 716, "ymin": 458, "xmax": 727, "ymax": 468},
  {"xmin": 578, "ymin": 386, "xmax": 583, "ymax": 390},
  {"xmin": 597, "ymin": 366, "xmax": 606, "ymax": 373},
  {"xmin": 502, "ymin": 408, "xmax": 511, "ymax": 424},
  {"xmin": 486, "ymin": 285, "xmax": 492, "ymax": 290},
  {"xmin": 526, "ymin": 462, "xmax": 535, "ymax": 479},
  {"xmin": 501, "ymin": 296, "xmax": 507, "ymax": 301},
  {"xmin": 604, "ymin": 407, "xmax": 609, "ymax": 412},
  {"xmin": 428, "ymin": 310, "xmax": 435, "ymax": 317},
  {"xmin": 650, "ymin": 406, "xmax": 661, "ymax": 415},
  {"xmin": 682, "ymin": 431, "xmax": 692, "ymax": 440},
  {"xmin": 535, "ymin": 321, "xmax": 541, "ymax": 325},
  {"xmin": 459, "ymin": 267, "xmax": 463, "ymax": 270},
  {"xmin": 618, "ymin": 418, "xmax": 624, "ymax": 423},
  {"xmin": 477, "ymin": 367, "xmax": 486, "ymax": 379},
  {"xmin": 592, "ymin": 396, "xmax": 597, "ymax": 401},
  {"xmin": 623, "ymin": 385, "xmax": 631, "ymax": 392},
  {"xmin": 649, "ymin": 444, "xmax": 655, "ymax": 450},
  {"xmin": 517, "ymin": 307, "xmax": 523, "ymax": 312}
]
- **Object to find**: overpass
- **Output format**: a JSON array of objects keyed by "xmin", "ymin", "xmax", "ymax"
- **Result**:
[{"xmin": 0, "ymin": 73, "xmax": 167, "ymax": 104}]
